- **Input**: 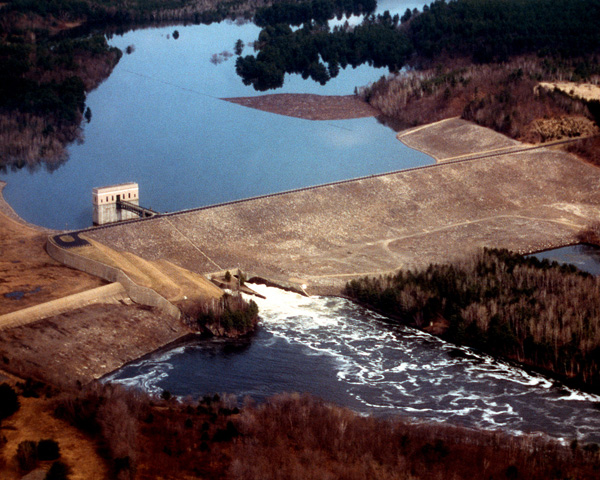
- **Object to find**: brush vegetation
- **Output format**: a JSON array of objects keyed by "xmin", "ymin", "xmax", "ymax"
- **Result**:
[
  {"xmin": 48, "ymin": 385, "xmax": 600, "ymax": 479},
  {"xmin": 344, "ymin": 248, "xmax": 600, "ymax": 392}
]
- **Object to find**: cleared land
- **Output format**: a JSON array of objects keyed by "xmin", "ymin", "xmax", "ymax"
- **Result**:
[
  {"xmin": 539, "ymin": 81, "xmax": 600, "ymax": 101},
  {"xmin": 0, "ymin": 182, "xmax": 106, "ymax": 315},
  {"xmin": 223, "ymin": 93, "xmax": 378, "ymax": 120},
  {"xmin": 72, "ymin": 236, "xmax": 224, "ymax": 303},
  {"xmin": 85, "ymin": 118, "xmax": 600, "ymax": 295}
]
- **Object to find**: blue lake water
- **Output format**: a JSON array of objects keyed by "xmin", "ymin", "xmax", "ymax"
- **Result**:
[{"xmin": 0, "ymin": 1, "xmax": 431, "ymax": 230}]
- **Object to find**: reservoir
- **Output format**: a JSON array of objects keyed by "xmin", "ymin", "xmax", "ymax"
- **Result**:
[{"xmin": 0, "ymin": 1, "xmax": 431, "ymax": 230}]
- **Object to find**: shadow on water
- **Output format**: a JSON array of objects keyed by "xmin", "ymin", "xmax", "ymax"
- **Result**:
[{"xmin": 529, "ymin": 243, "xmax": 600, "ymax": 276}]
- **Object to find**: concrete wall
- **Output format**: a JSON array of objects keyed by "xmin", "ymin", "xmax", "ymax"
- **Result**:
[
  {"xmin": 0, "ymin": 283, "xmax": 128, "ymax": 331},
  {"xmin": 46, "ymin": 238, "xmax": 181, "ymax": 320},
  {"xmin": 93, "ymin": 200, "xmax": 140, "ymax": 226}
]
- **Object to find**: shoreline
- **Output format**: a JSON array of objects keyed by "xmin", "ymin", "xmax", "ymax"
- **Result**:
[
  {"xmin": 3, "ymin": 118, "xmax": 600, "ymax": 388},
  {"xmin": 0, "ymin": 180, "xmax": 58, "ymax": 234}
]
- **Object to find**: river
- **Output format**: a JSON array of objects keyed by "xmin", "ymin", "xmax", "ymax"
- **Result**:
[
  {"xmin": 107, "ymin": 279, "xmax": 600, "ymax": 445},
  {"xmin": 107, "ymin": 247, "xmax": 600, "ymax": 445}
]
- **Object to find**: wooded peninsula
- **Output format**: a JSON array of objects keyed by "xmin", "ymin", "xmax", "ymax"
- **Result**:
[{"xmin": 344, "ymin": 248, "xmax": 600, "ymax": 393}]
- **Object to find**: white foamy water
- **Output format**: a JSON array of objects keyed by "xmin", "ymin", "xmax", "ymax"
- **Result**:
[{"xmin": 107, "ymin": 284, "xmax": 600, "ymax": 443}]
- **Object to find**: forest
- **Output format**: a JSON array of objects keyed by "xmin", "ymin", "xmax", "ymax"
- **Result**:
[
  {"xmin": 236, "ymin": 0, "xmax": 600, "ymax": 90},
  {"xmin": 236, "ymin": 10, "xmax": 411, "ymax": 90},
  {"xmin": 0, "ymin": 0, "xmax": 278, "ymax": 169},
  {"xmin": 344, "ymin": 248, "xmax": 600, "ymax": 393},
  {"xmin": 360, "ymin": 57, "xmax": 600, "ymax": 140},
  {"xmin": 3, "ymin": 381, "xmax": 600, "ymax": 479},
  {"xmin": 254, "ymin": 0, "xmax": 377, "ymax": 27}
]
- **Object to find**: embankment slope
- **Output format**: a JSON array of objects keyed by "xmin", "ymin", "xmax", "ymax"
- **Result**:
[{"xmin": 85, "ymin": 119, "xmax": 600, "ymax": 294}]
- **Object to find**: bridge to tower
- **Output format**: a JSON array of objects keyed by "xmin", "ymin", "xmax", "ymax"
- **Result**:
[{"xmin": 93, "ymin": 182, "xmax": 157, "ymax": 226}]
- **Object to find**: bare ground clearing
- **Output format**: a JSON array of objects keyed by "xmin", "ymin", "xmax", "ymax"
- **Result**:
[
  {"xmin": 86, "ymin": 119, "xmax": 600, "ymax": 295},
  {"xmin": 0, "ymin": 182, "xmax": 106, "ymax": 316},
  {"xmin": 223, "ymin": 93, "xmax": 378, "ymax": 120},
  {"xmin": 539, "ymin": 81, "xmax": 600, "ymax": 101}
]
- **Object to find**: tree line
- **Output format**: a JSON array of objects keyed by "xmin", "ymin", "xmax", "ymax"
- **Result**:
[
  {"xmin": 254, "ymin": 0, "xmax": 376, "ymax": 27},
  {"xmin": 344, "ymin": 248, "xmax": 600, "ymax": 393},
  {"xmin": 0, "ymin": 0, "xmax": 279, "ymax": 169},
  {"xmin": 236, "ymin": 11, "xmax": 411, "ymax": 90},
  {"xmin": 49, "ymin": 383, "xmax": 600, "ymax": 479},
  {"xmin": 236, "ymin": 0, "xmax": 600, "ymax": 90},
  {"xmin": 407, "ymin": 0, "xmax": 600, "ymax": 64}
]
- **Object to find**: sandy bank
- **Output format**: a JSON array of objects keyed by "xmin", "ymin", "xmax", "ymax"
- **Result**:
[
  {"xmin": 397, "ymin": 117, "xmax": 524, "ymax": 162},
  {"xmin": 223, "ymin": 93, "xmax": 378, "ymax": 120}
]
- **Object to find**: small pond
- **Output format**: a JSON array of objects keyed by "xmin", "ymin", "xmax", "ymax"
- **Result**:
[{"xmin": 530, "ymin": 244, "xmax": 600, "ymax": 276}]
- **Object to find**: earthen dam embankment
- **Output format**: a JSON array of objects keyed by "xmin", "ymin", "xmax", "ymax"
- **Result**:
[{"xmin": 81, "ymin": 119, "xmax": 600, "ymax": 295}]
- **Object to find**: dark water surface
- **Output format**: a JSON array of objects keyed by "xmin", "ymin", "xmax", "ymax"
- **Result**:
[
  {"xmin": 108, "ymin": 283, "xmax": 600, "ymax": 444},
  {"xmin": 530, "ymin": 244, "xmax": 600, "ymax": 276},
  {"xmin": 108, "ymin": 246, "xmax": 600, "ymax": 444}
]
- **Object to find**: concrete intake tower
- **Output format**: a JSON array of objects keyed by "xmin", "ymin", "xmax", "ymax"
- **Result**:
[{"xmin": 93, "ymin": 182, "xmax": 142, "ymax": 225}]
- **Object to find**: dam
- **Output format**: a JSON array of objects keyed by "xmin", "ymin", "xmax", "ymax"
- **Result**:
[{"xmin": 49, "ymin": 120, "xmax": 600, "ymax": 296}]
